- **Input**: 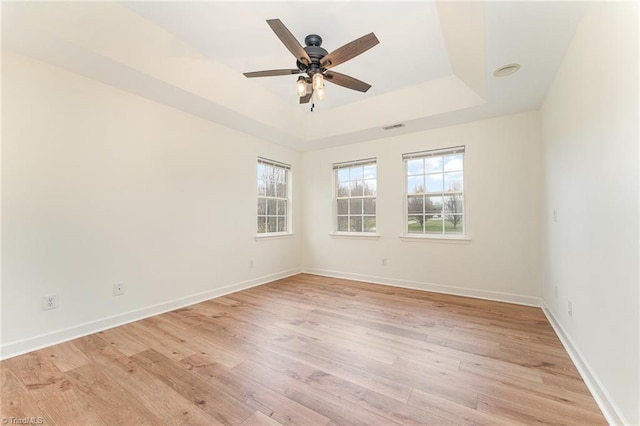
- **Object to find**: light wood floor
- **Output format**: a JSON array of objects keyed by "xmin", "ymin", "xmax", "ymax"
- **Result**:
[{"xmin": 1, "ymin": 274, "xmax": 606, "ymax": 425}]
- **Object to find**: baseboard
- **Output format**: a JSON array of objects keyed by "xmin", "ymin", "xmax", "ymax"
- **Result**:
[
  {"xmin": 541, "ymin": 300, "xmax": 627, "ymax": 425},
  {"xmin": 0, "ymin": 268, "xmax": 302, "ymax": 360},
  {"xmin": 302, "ymin": 268, "xmax": 542, "ymax": 307}
]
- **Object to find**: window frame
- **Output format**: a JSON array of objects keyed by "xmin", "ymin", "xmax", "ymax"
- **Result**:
[
  {"xmin": 332, "ymin": 158, "xmax": 378, "ymax": 235},
  {"xmin": 256, "ymin": 157, "xmax": 292, "ymax": 237},
  {"xmin": 402, "ymin": 146, "xmax": 469, "ymax": 240}
]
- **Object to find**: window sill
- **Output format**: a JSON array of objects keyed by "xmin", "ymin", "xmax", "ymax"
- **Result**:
[
  {"xmin": 399, "ymin": 234, "xmax": 471, "ymax": 244},
  {"xmin": 254, "ymin": 233, "xmax": 295, "ymax": 241},
  {"xmin": 329, "ymin": 232, "xmax": 380, "ymax": 240}
]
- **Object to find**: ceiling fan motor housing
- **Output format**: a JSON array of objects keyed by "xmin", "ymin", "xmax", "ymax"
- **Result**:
[{"xmin": 298, "ymin": 34, "xmax": 328, "ymax": 75}]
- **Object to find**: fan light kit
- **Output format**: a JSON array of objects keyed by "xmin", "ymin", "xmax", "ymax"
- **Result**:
[{"xmin": 244, "ymin": 19, "xmax": 379, "ymax": 110}]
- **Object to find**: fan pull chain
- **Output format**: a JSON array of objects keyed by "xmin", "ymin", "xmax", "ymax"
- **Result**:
[{"xmin": 311, "ymin": 102, "xmax": 315, "ymax": 112}]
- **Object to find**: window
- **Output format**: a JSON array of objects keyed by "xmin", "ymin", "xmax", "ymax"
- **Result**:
[
  {"xmin": 404, "ymin": 146, "xmax": 465, "ymax": 236},
  {"xmin": 257, "ymin": 157, "xmax": 290, "ymax": 234},
  {"xmin": 334, "ymin": 158, "xmax": 377, "ymax": 233}
]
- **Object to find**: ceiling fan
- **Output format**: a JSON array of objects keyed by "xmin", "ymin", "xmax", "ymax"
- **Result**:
[{"xmin": 244, "ymin": 19, "xmax": 379, "ymax": 105}]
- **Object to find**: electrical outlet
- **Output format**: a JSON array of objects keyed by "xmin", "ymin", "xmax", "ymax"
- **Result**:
[
  {"xmin": 113, "ymin": 283, "xmax": 125, "ymax": 296},
  {"xmin": 568, "ymin": 300, "xmax": 573, "ymax": 317},
  {"xmin": 553, "ymin": 208, "xmax": 558, "ymax": 222},
  {"xmin": 381, "ymin": 258, "xmax": 387, "ymax": 266},
  {"xmin": 249, "ymin": 259, "xmax": 254, "ymax": 268},
  {"xmin": 42, "ymin": 294, "xmax": 58, "ymax": 311}
]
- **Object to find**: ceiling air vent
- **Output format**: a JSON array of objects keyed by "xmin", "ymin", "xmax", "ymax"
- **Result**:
[{"xmin": 383, "ymin": 123, "xmax": 405, "ymax": 131}]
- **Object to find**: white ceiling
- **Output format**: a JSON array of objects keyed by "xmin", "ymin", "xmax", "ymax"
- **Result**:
[{"xmin": 1, "ymin": 1, "xmax": 587, "ymax": 151}]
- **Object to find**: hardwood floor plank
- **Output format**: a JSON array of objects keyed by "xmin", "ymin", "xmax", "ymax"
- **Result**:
[
  {"xmin": 145, "ymin": 315, "xmax": 245, "ymax": 368},
  {"xmin": 241, "ymin": 411, "xmax": 284, "ymax": 426},
  {"xmin": 64, "ymin": 363, "xmax": 161, "ymax": 425},
  {"xmin": 1, "ymin": 274, "xmax": 606, "ymax": 425},
  {"xmin": 131, "ymin": 349, "xmax": 254, "ymax": 425},
  {"xmin": 233, "ymin": 358, "xmax": 404, "ymax": 426},
  {"xmin": 477, "ymin": 392, "xmax": 606, "ymax": 425},
  {"xmin": 42, "ymin": 341, "xmax": 92, "ymax": 372},
  {"xmin": 86, "ymin": 346, "xmax": 222, "ymax": 423},
  {"xmin": 3, "ymin": 350, "xmax": 70, "ymax": 403},
  {"xmin": 126, "ymin": 321, "xmax": 197, "ymax": 361},
  {"xmin": 248, "ymin": 358, "xmax": 447, "ymax": 425},
  {"xmin": 164, "ymin": 408, "xmax": 226, "ymax": 426},
  {"xmin": 35, "ymin": 388, "xmax": 107, "ymax": 426},
  {"xmin": 1, "ymin": 364, "xmax": 50, "ymax": 422},
  {"xmin": 182, "ymin": 354, "xmax": 331, "ymax": 426},
  {"xmin": 96, "ymin": 324, "xmax": 150, "ymax": 356},
  {"xmin": 407, "ymin": 388, "xmax": 512, "ymax": 426}
]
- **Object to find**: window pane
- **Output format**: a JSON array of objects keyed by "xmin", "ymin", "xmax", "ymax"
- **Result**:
[
  {"xmin": 407, "ymin": 176, "xmax": 424, "ymax": 194},
  {"xmin": 350, "ymin": 180, "xmax": 364, "ymax": 196},
  {"xmin": 277, "ymin": 181, "xmax": 287, "ymax": 198},
  {"xmin": 257, "ymin": 216, "xmax": 267, "ymax": 233},
  {"xmin": 407, "ymin": 196, "xmax": 424, "ymax": 214},
  {"xmin": 425, "ymin": 196, "xmax": 443, "ymax": 214},
  {"xmin": 350, "ymin": 166, "xmax": 364, "ymax": 180},
  {"xmin": 364, "ymin": 179, "xmax": 377, "ymax": 196},
  {"xmin": 408, "ymin": 215, "xmax": 424, "ymax": 233},
  {"xmin": 266, "ymin": 180, "xmax": 277, "ymax": 197},
  {"xmin": 349, "ymin": 216, "xmax": 362, "ymax": 232},
  {"xmin": 277, "ymin": 217, "xmax": 286, "ymax": 232},
  {"xmin": 425, "ymin": 157, "xmax": 443, "ymax": 173},
  {"xmin": 257, "ymin": 163, "xmax": 266, "ymax": 178},
  {"xmin": 364, "ymin": 165, "xmax": 377, "ymax": 179},
  {"xmin": 444, "ymin": 154, "xmax": 463, "ymax": 171},
  {"xmin": 267, "ymin": 216, "xmax": 277, "ymax": 233},
  {"xmin": 337, "ymin": 216, "xmax": 349, "ymax": 232},
  {"xmin": 444, "ymin": 215, "xmax": 463, "ymax": 234},
  {"xmin": 266, "ymin": 199, "xmax": 277, "ymax": 215},
  {"xmin": 257, "ymin": 180, "xmax": 266, "ymax": 196},
  {"xmin": 407, "ymin": 159, "xmax": 424, "ymax": 175},
  {"xmin": 363, "ymin": 198, "xmax": 376, "ymax": 215},
  {"xmin": 425, "ymin": 217, "xmax": 444, "ymax": 233},
  {"xmin": 257, "ymin": 198, "xmax": 266, "ymax": 215},
  {"xmin": 426, "ymin": 174, "xmax": 443, "ymax": 192},
  {"xmin": 350, "ymin": 198, "xmax": 363, "ymax": 214},
  {"xmin": 444, "ymin": 172, "xmax": 463, "ymax": 192},
  {"xmin": 337, "ymin": 182, "xmax": 350, "ymax": 197},
  {"xmin": 277, "ymin": 200, "xmax": 287, "ymax": 215},
  {"xmin": 444, "ymin": 195, "xmax": 463, "ymax": 214},
  {"xmin": 363, "ymin": 216, "xmax": 376, "ymax": 232},
  {"xmin": 338, "ymin": 168, "xmax": 350, "ymax": 183},
  {"xmin": 337, "ymin": 199, "xmax": 348, "ymax": 215}
]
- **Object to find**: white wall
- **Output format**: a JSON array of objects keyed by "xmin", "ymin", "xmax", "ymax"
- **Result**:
[
  {"xmin": 540, "ymin": 3, "xmax": 639, "ymax": 424},
  {"xmin": 301, "ymin": 111, "xmax": 543, "ymax": 304},
  {"xmin": 1, "ymin": 51, "xmax": 302, "ymax": 357}
]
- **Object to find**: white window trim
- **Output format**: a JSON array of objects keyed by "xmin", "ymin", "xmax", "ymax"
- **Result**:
[
  {"xmin": 257, "ymin": 157, "xmax": 293, "ymax": 236},
  {"xmin": 399, "ymin": 234, "xmax": 471, "ymax": 244},
  {"xmin": 332, "ymin": 158, "xmax": 378, "ymax": 234},
  {"xmin": 255, "ymin": 232, "xmax": 295, "ymax": 241},
  {"xmin": 401, "ymin": 146, "xmax": 469, "ymax": 240},
  {"xmin": 329, "ymin": 232, "xmax": 380, "ymax": 240}
]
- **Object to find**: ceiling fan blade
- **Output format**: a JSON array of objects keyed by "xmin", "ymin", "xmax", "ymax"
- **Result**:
[
  {"xmin": 324, "ymin": 71, "xmax": 372, "ymax": 92},
  {"xmin": 267, "ymin": 19, "xmax": 311, "ymax": 66},
  {"xmin": 299, "ymin": 92, "xmax": 313, "ymax": 104},
  {"xmin": 321, "ymin": 33, "xmax": 379, "ymax": 69},
  {"xmin": 243, "ymin": 69, "xmax": 301, "ymax": 78}
]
